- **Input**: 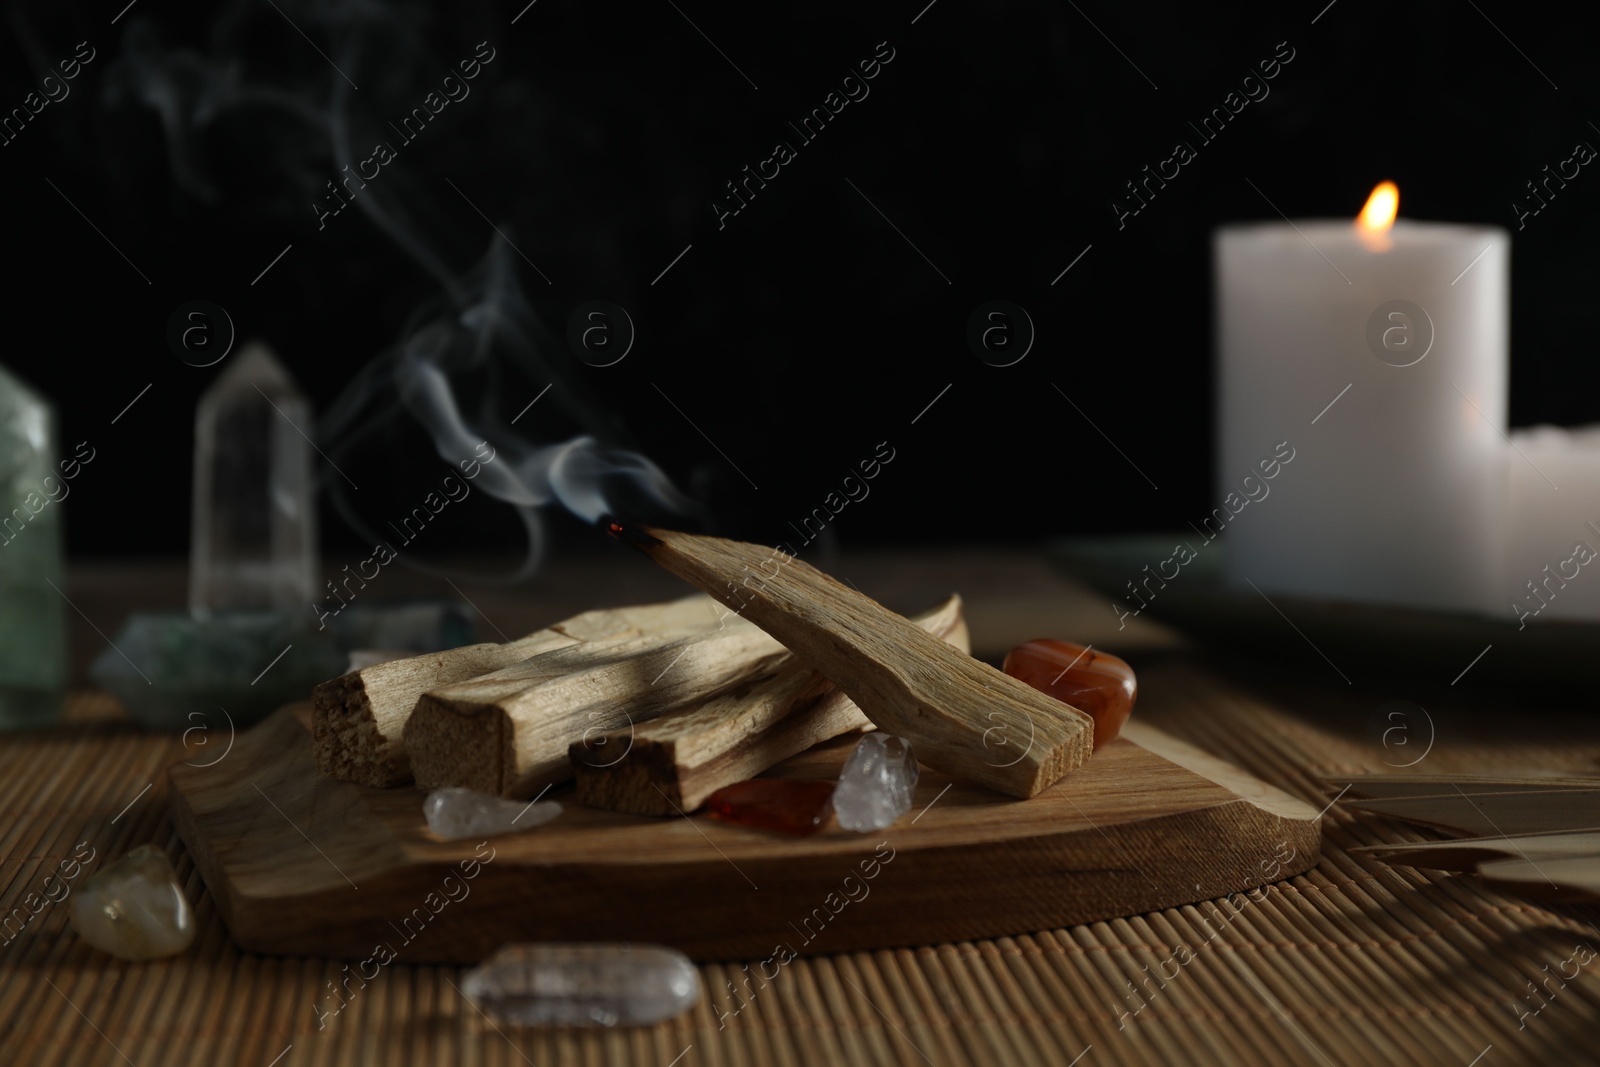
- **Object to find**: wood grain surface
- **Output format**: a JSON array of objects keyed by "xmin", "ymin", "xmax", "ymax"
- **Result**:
[{"xmin": 169, "ymin": 706, "xmax": 1320, "ymax": 964}]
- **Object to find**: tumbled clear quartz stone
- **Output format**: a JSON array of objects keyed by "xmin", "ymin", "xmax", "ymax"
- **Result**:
[
  {"xmin": 423, "ymin": 787, "xmax": 561, "ymax": 840},
  {"xmin": 833, "ymin": 733, "xmax": 919, "ymax": 831},
  {"xmin": 462, "ymin": 943, "xmax": 701, "ymax": 1026},
  {"xmin": 69, "ymin": 845, "xmax": 195, "ymax": 960}
]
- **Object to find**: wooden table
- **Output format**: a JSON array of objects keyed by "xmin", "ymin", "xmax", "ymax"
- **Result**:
[{"xmin": 5, "ymin": 551, "xmax": 1600, "ymax": 1066}]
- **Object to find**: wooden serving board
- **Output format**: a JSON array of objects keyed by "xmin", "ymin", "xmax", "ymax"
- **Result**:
[{"xmin": 169, "ymin": 706, "xmax": 1320, "ymax": 963}]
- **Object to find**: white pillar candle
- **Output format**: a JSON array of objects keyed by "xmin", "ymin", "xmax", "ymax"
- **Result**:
[
  {"xmin": 1505, "ymin": 425, "xmax": 1600, "ymax": 624},
  {"xmin": 1214, "ymin": 185, "xmax": 1509, "ymax": 613}
]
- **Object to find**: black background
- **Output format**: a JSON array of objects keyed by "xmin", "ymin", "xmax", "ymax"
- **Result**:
[{"xmin": 1, "ymin": 0, "xmax": 1594, "ymax": 565}]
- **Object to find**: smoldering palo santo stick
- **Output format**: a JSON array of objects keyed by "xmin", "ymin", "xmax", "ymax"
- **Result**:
[{"xmin": 605, "ymin": 522, "xmax": 1094, "ymax": 798}]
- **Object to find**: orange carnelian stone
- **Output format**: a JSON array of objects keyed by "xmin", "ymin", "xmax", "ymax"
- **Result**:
[
  {"xmin": 1002, "ymin": 639, "xmax": 1136, "ymax": 750},
  {"xmin": 704, "ymin": 779, "xmax": 835, "ymax": 836}
]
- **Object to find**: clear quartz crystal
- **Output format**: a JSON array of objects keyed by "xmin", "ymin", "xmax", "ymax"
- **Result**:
[
  {"xmin": 0, "ymin": 363, "xmax": 67, "ymax": 729},
  {"xmin": 462, "ymin": 943, "xmax": 701, "ymax": 1026},
  {"xmin": 69, "ymin": 845, "xmax": 196, "ymax": 960},
  {"xmin": 189, "ymin": 341, "xmax": 317, "ymax": 617},
  {"xmin": 423, "ymin": 787, "xmax": 561, "ymax": 840},
  {"xmin": 833, "ymin": 733, "xmax": 919, "ymax": 832}
]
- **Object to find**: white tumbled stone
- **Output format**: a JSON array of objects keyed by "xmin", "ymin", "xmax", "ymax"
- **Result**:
[
  {"xmin": 462, "ymin": 943, "xmax": 701, "ymax": 1026},
  {"xmin": 423, "ymin": 787, "xmax": 561, "ymax": 841},
  {"xmin": 69, "ymin": 845, "xmax": 195, "ymax": 961},
  {"xmin": 833, "ymin": 733, "xmax": 918, "ymax": 831}
]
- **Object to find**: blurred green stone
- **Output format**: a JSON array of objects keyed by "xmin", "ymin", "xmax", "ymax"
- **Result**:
[
  {"xmin": 89, "ymin": 601, "xmax": 475, "ymax": 731},
  {"xmin": 0, "ymin": 363, "xmax": 67, "ymax": 730},
  {"xmin": 89, "ymin": 611, "xmax": 347, "ymax": 730}
]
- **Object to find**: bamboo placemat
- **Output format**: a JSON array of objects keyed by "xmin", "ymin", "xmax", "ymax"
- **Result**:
[{"xmin": 5, "ymin": 662, "xmax": 1600, "ymax": 1067}]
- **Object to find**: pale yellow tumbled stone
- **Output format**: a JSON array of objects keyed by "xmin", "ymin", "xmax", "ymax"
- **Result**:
[{"xmin": 69, "ymin": 844, "xmax": 195, "ymax": 960}]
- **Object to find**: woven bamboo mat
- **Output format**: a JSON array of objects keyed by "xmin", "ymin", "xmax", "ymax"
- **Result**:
[{"xmin": 6, "ymin": 662, "xmax": 1600, "ymax": 1067}]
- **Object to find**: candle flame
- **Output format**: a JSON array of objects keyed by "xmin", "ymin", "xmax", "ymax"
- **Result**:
[{"xmin": 1357, "ymin": 181, "xmax": 1398, "ymax": 249}]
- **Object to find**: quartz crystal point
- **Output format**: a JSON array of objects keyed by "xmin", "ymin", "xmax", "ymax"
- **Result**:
[
  {"xmin": 424, "ymin": 787, "xmax": 561, "ymax": 840},
  {"xmin": 705, "ymin": 779, "xmax": 835, "ymax": 836},
  {"xmin": 1002, "ymin": 639, "xmax": 1136, "ymax": 750},
  {"xmin": 0, "ymin": 363, "xmax": 67, "ymax": 729},
  {"xmin": 833, "ymin": 733, "xmax": 918, "ymax": 832},
  {"xmin": 462, "ymin": 943, "xmax": 701, "ymax": 1026},
  {"xmin": 189, "ymin": 341, "xmax": 317, "ymax": 617},
  {"xmin": 69, "ymin": 845, "xmax": 195, "ymax": 961}
]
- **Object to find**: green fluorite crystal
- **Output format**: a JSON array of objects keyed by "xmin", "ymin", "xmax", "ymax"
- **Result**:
[{"xmin": 0, "ymin": 363, "xmax": 67, "ymax": 729}]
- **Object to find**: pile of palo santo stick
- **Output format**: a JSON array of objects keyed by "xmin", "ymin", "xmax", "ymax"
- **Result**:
[
  {"xmin": 314, "ymin": 526, "xmax": 1097, "ymax": 809},
  {"xmin": 314, "ymin": 593, "xmax": 967, "ymax": 813}
]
